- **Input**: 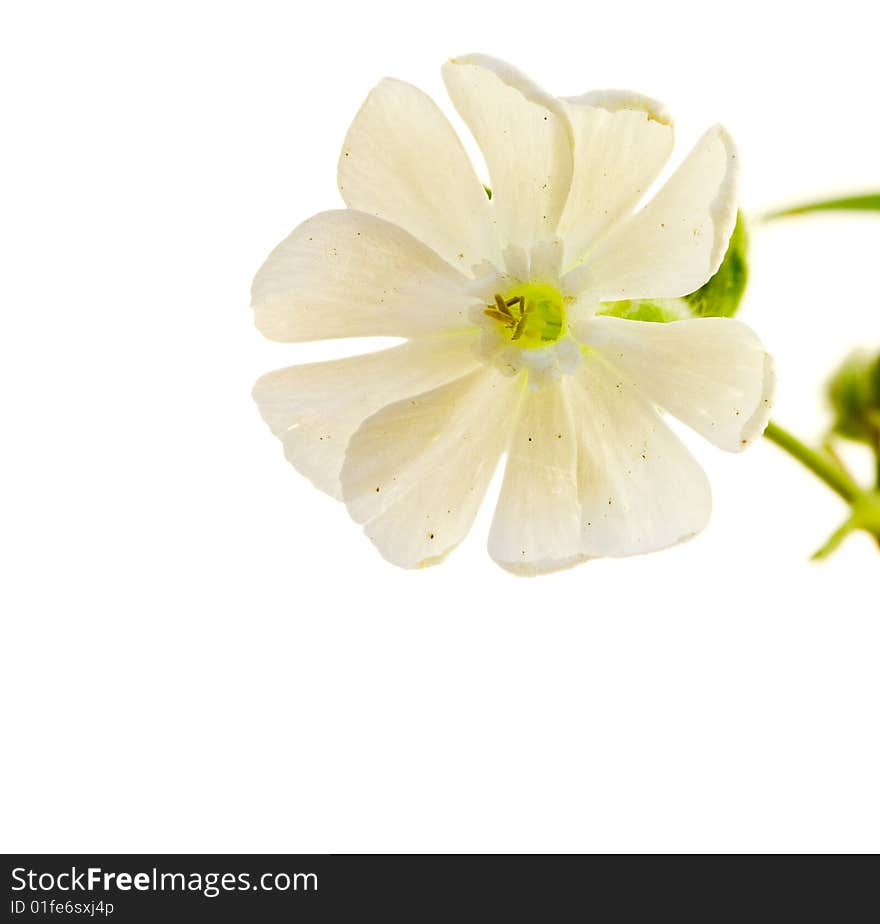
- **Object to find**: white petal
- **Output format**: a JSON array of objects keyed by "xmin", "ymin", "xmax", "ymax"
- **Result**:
[
  {"xmin": 570, "ymin": 89, "xmax": 671, "ymax": 120},
  {"xmin": 568, "ymin": 354, "xmax": 712, "ymax": 557},
  {"xmin": 338, "ymin": 78, "xmax": 500, "ymax": 270},
  {"xmin": 563, "ymin": 125, "xmax": 739, "ymax": 300},
  {"xmin": 442, "ymin": 54, "xmax": 573, "ymax": 252},
  {"xmin": 557, "ymin": 92, "xmax": 674, "ymax": 267},
  {"xmin": 578, "ymin": 316, "xmax": 774, "ymax": 451},
  {"xmin": 528, "ymin": 238, "xmax": 564, "ymax": 284},
  {"xmin": 488, "ymin": 384, "xmax": 587, "ymax": 575},
  {"xmin": 252, "ymin": 210, "xmax": 472, "ymax": 341},
  {"xmin": 253, "ymin": 335, "xmax": 482, "ymax": 498},
  {"xmin": 341, "ymin": 367, "xmax": 523, "ymax": 568}
]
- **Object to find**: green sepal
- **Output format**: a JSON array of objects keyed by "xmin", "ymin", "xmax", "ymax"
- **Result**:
[
  {"xmin": 599, "ymin": 300, "xmax": 688, "ymax": 323},
  {"xmin": 681, "ymin": 210, "xmax": 749, "ymax": 318},
  {"xmin": 599, "ymin": 210, "xmax": 749, "ymax": 322},
  {"xmin": 826, "ymin": 350, "xmax": 880, "ymax": 446}
]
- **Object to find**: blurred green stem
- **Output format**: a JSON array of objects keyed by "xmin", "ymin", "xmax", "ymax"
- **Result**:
[
  {"xmin": 764, "ymin": 421, "xmax": 880, "ymax": 556},
  {"xmin": 761, "ymin": 193, "xmax": 880, "ymax": 220},
  {"xmin": 763, "ymin": 421, "xmax": 860, "ymax": 502}
]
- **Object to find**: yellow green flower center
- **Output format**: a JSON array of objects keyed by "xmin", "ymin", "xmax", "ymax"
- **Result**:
[{"xmin": 484, "ymin": 283, "xmax": 566, "ymax": 349}]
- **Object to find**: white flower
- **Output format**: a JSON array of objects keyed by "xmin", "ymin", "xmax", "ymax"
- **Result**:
[{"xmin": 252, "ymin": 54, "xmax": 775, "ymax": 575}]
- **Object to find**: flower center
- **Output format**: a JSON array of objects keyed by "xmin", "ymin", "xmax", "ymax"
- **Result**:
[{"xmin": 484, "ymin": 283, "xmax": 566, "ymax": 349}]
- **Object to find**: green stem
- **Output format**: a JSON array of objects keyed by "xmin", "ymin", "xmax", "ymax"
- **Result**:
[
  {"xmin": 761, "ymin": 193, "xmax": 880, "ymax": 220},
  {"xmin": 811, "ymin": 517, "xmax": 856, "ymax": 560},
  {"xmin": 764, "ymin": 423, "xmax": 880, "ymax": 557},
  {"xmin": 873, "ymin": 434, "xmax": 880, "ymax": 490},
  {"xmin": 763, "ymin": 421, "xmax": 861, "ymax": 502}
]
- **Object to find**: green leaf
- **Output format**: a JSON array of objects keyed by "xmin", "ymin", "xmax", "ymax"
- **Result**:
[
  {"xmin": 764, "ymin": 193, "xmax": 880, "ymax": 219},
  {"xmin": 681, "ymin": 210, "xmax": 749, "ymax": 318}
]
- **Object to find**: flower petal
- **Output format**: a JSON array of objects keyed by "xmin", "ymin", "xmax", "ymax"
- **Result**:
[
  {"xmin": 568, "ymin": 354, "xmax": 712, "ymax": 557},
  {"xmin": 577, "ymin": 315, "xmax": 774, "ymax": 451},
  {"xmin": 341, "ymin": 367, "xmax": 523, "ymax": 568},
  {"xmin": 442, "ymin": 54, "xmax": 573, "ymax": 252},
  {"xmin": 338, "ymin": 78, "xmax": 500, "ymax": 270},
  {"xmin": 562, "ymin": 125, "xmax": 739, "ymax": 300},
  {"xmin": 253, "ymin": 334, "xmax": 482, "ymax": 499},
  {"xmin": 488, "ymin": 384, "xmax": 587, "ymax": 575},
  {"xmin": 252, "ymin": 210, "xmax": 473, "ymax": 341},
  {"xmin": 557, "ymin": 91, "xmax": 674, "ymax": 267}
]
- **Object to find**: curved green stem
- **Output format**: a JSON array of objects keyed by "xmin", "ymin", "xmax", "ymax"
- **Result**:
[
  {"xmin": 763, "ymin": 421, "xmax": 861, "ymax": 502},
  {"xmin": 811, "ymin": 517, "xmax": 857, "ymax": 560},
  {"xmin": 761, "ymin": 193, "xmax": 880, "ymax": 221},
  {"xmin": 764, "ymin": 421, "xmax": 880, "ymax": 557}
]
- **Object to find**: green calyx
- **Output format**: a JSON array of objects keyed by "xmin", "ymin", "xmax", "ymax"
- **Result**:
[
  {"xmin": 827, "ymin": 350, "xmax": 880, "ymax": 447},
  {"xmin": 485, "ymin": 283, "xmax": 566, "ymax": 348},
  {"xmin": 683, "ymin": 211, "xmax": 749, "ymax": 318},
  {"xmin": 598, "ymin": 299, "xmax": 689, "ymax": 323},
  {"xmin": 599, "ymin": 210, "xmax": 750, "ymax": 323}
]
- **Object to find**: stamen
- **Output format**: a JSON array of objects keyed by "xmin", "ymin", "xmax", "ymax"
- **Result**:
[
  {"xmin": 485, "ymin": 287, "xmax": 562, "ymax": 348},
  {"xmin": 494, "ymin": 294, "xmax": 514, "ymax": 318},
  {"xmin": 484, "ymin": 308, "xmax": 514, "ymax": 324},
  {"xmin": 511, "ymin": 299, "xmax": 530, "ymax": 340},
  {"xmin": 485, "ymin": 292, "xmax": 520, "ymax": 328},
  {"xmin": 478, "ymin": 281, "xmax": 580, "ymax": 385}
]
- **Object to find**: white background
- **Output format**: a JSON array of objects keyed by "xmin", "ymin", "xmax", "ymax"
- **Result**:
[{"xmin": 2, "ymin": 1, "xmax": 878, "ymax": 853}]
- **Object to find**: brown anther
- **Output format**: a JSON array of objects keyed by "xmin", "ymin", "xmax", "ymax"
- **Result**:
[
  {"xmin": 484, "ymin": 308, "xmax": 514, "ymax": 324},
  {"xmin": 494, "ymin": 294, "xmax": 513, "ymax": 318},
  {"xmin": 511, "ymin": 299, "xmax": 530, "ymax": 340},
  {"xmin": 486, "ymin": 292, "xmax": 533, "ymax": 338}
]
